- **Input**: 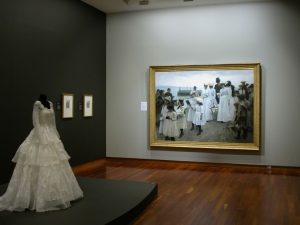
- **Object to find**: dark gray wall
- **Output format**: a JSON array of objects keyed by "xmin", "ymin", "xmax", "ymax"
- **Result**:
[{"xmin": 0, "ymin": 0, "xmax": 106, "ymax": 184}]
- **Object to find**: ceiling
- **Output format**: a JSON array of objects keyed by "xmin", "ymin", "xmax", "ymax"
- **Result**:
[{"xmin": 82, "ymin": 0, "xmax": 271, "ymax": 14}]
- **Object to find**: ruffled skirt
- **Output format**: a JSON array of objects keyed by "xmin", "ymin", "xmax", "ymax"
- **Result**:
[
  {"xmin": 193, "ymin": 112, "xmax": 206, "ymax": 126},
  {"xmin": 163, "ymin": 120, "xmax": 179, "ymax": 137},
  {"xmin": 0, "ymin": 129, "xmax": 83, "ymax": 212}
]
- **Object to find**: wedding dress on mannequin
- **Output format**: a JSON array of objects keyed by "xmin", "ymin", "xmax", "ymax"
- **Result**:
[{"xmin": 0, "ymin": 97, "xmax": 83, "ymax": 212}]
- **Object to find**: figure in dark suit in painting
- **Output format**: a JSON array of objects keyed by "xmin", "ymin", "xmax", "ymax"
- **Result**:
[{"xmin": 214, "ymin": 77, "xmax": 222, "ymax": 104}]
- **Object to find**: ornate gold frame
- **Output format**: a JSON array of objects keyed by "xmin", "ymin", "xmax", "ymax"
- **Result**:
[{"xmin": 149, "ymin": 63, "xmax": 261, "ymax": 151}]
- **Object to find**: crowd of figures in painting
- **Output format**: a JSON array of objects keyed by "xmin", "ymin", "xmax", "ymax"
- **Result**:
[{"xmin": 156, "ymin": 77, "xmax": 254, "ymax": 142}]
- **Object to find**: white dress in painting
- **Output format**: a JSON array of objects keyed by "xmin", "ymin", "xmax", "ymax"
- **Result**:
[
  {"xmin": 202, "ymin": 88, "xmax": 213, "ymax": 122},
  {"xmin": 158, "ymin": 104, "xmax": 168, "ymax": 134},
  {"xmin": 176, "ymin": 105, "xmax": 187, "ymax": 130},
  {"xmin": 193, "ymin": 104, "xmax": 206, "ymax": 126},
  {"xmin": 163, "ymin": 111, "xmax": 179, "ymax": 138},
  {"xmin": 208, "ymin": 88, "xmax": 217, "ymax": 108},
  {"xmin": 186, "ymin": 98, "xmax": 196, "ymax": 122},
  {"xmin": 227, "ymin": 86, "xmax": 236, "ymax": 121},
  {"xmin": 217, "ymin": 88, "xmax": 231, "ymax": 122},
  {"xmin": 0, "ymin": 101, "xmax": 83, "ymax": 212}
]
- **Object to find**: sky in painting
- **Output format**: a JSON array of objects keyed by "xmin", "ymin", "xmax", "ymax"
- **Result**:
[{"xmin": 156, "ymin": 70, "xmax": 254, "ymax": 89}]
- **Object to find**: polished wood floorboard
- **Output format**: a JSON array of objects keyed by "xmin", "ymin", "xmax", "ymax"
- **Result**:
[{"xmin": 74, "ymin": 158, "xmax": 300, "ymax": 225}]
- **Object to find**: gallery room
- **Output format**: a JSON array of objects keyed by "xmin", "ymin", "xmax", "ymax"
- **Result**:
[{"xmin": 0, "ymin": 0, "xmax": 299, "ymax": 224}]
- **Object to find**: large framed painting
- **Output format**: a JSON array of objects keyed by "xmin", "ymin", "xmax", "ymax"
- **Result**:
[{"xmin": 149, "ymin": 63, "xmax": 261, "ymax": 151}]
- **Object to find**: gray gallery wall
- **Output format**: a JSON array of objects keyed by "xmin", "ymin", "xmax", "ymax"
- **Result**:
[
  {"xmin": 0, "ymin": 0, "xmax": 106, "ymax": 184},
  {"xmin": 106, "ymin": 1, "xmax": 300, "ymax": 166}
]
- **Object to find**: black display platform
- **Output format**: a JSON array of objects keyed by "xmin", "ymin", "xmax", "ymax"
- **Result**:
[{"xmin": 0, "ymin": 177, "xmax": 157, "ymax": 225}]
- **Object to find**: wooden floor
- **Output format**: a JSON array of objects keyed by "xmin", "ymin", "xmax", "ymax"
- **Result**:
[{"xmin": 73, "ymin": 158, "xmax": 300, "ymax": 225}]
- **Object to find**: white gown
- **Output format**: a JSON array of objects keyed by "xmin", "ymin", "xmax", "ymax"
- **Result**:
[
  {"xmin": 176, "ymin": 105, "xmax": 187, "ymax": 130},
  {"xmin": 193, "ymin": 105, "xmax": 206, "ymax": 126},
  {"xmin": 0, "ymin": 101, "xmax": 83, "ymax": 212},
  {"xmin": 163, "ymin": 111, "xmax": 179, "ymax": 138},
  {"xmin": 202, "ymin": 89, "xmax": 213, "ymax": 122},
  {"xmin": 217, "ymin": 88, "xmax": 231, "ymax": 122},
  {"xmin": 187, "ymin": 98, "xmax": 196, "ymax": 122}
]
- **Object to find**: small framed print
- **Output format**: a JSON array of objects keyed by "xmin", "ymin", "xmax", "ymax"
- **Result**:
[
  {"xmin": 62, "ymin": 93, "xmax": 74, "ymax": 119},
  {"xmin": 83, "ymin": 95, "xmax": 93, "ymax": 117}
]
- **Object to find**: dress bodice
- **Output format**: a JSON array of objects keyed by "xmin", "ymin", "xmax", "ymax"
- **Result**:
[
  {"xmin": 39, "ymin": 107, "xmax": 54, "ymax": 127},
  {"xmin": 32, "ymin": 101, "xmax": 60, "ymax": 142}
]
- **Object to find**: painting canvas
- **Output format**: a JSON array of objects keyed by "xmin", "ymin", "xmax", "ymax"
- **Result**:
[{"xmin": 149, "ymin": 63, "xmax": 261, "ymax": 151}]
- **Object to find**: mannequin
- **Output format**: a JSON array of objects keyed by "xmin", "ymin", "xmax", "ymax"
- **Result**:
[
  {"xmin": 0, "ymin": 95, "xmax": 83, "ymax": 212},
  {"xmin": 38, "ymin": 94, "xmax": 50, "ymax": 109}
]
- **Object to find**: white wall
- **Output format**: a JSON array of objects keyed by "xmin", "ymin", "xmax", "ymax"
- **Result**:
[{"xmin": 106, "ymin": 1, "xmax": 300, "ymax": 166}]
